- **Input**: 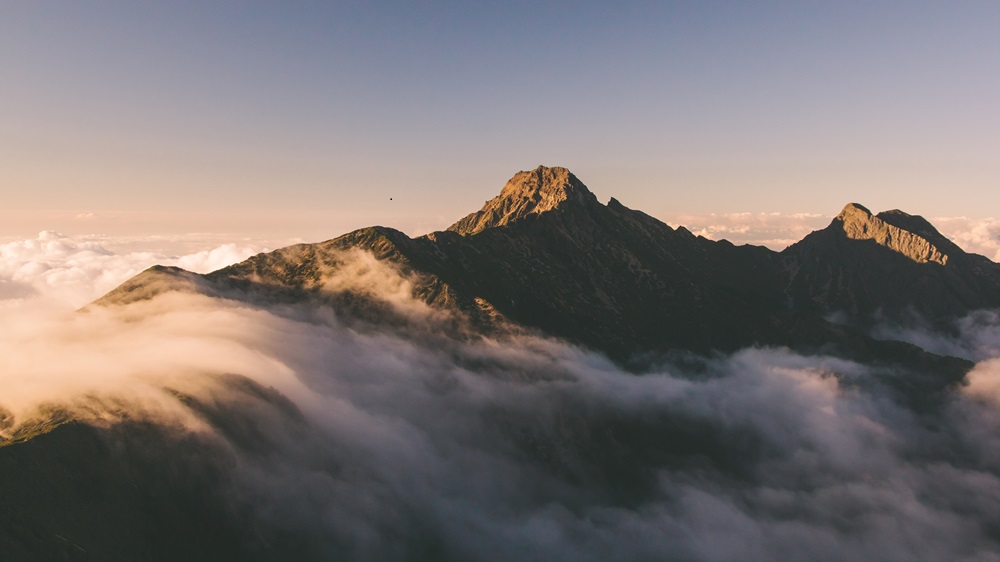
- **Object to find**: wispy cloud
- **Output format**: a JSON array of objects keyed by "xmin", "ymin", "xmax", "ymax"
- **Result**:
[
  {"xmin": 0, "ymin": 231, "xmax": 267, "ymax": 307},
  {"xmin": 663, "ymin": 211, "xmax": 830, "ymax": 249}
]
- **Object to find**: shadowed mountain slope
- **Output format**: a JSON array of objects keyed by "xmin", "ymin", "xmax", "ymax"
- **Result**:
[
  {"xmin": 782, "ymin": 203, "xmax": 1000, "ymax": 321},
  {"xmin": 0, "ymin": 374, "xmax": 312, "ymax": 562},
  {"xmin": 107, "ymin": 166, "xmax": 799, "ymax": 357}
]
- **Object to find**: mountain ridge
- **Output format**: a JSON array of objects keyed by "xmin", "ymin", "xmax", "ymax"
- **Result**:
[
  {"xmin": 782, "ymin": 199, "xmax": 1000, "ymax": 319},
  {"xmin": 94, "ymin": 165, "xmax": 1000, "ymax": 370},
  {"xmin": 831, "ymin": 202, "xmax": 950, "ymax": 265}
]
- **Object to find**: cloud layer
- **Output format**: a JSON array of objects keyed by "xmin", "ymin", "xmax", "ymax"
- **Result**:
[
  {"xmin": 3, "ymin": 237, "xmax": 1000, "ymax": 560},
  {"xmin": 933, "ymin": 216, "xmax": 1000, "ymax": 262},
  {"xmin": 0, "ymin": 231, "xmax": 266, "ymax": 308},
  {"xmin": 663, "ymin": 211, "xmax": 829, "ymax": 249}
]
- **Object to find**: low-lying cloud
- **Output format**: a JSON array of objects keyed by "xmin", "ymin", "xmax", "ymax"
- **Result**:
[
  {"xmin": 3, "ymin": 235, "xmax": 1000, "ymax": 561},
  {"xmin": 933, "ymin": 216, "xmax": 1000, "ymax": 262},
  {"xmin": 663, "ymin": 211, "xmax": 829, "ymax": 249},
  {"xmin": 874, "ymin": 309, "xmax": 1000, "ymax": 362},
  {"xmin": 0, "ymin": 231, "xmax": 267, "ymax": 307}
]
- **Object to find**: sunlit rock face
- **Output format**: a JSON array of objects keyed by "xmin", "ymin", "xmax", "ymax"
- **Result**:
[
  {"xmin": 448, "ymin": 166, "xmax": 600, "ymax": 236},
  {"xmin": 99, "ymin": 166, "xmax": 794, "ymax": 358},
  {"xmin": 836, "ymin": 203, "xmax": 949, "ymax": 265}
]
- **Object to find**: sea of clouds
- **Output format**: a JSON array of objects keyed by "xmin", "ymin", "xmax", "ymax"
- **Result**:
[
  {"xmin": 2, "ymin": 226, "xmax": 1000, "ymax": 560},
  {"xmin": 0, "ymin": 231, "xmax": 267, "ymax": 308}
]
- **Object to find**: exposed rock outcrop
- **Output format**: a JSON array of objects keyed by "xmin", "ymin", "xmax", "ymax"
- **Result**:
[
  {"xmin": 448, "ymin": 166, "xmax": 599, "ymax": 235},
  {"xmin": 836, "ymin": 203, "xmax": 949, "ymax": 265}
]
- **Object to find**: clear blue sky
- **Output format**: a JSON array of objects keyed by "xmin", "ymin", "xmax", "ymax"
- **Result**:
[{"xmin": 1, "ymin": 1, "xmax": 997, "ymax": 240}]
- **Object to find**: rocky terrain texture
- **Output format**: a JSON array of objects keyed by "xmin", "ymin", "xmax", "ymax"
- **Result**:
[{"xmin": 447, "ymin": 166, "xmax": 600, "ymax": 235}]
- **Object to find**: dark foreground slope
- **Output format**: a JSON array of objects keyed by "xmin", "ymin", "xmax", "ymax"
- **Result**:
[{"xmin": 0, "ymin": 375, "xmax": 310, "ymax": 562}]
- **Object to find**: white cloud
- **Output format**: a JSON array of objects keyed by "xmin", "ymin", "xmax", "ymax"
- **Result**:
[
  {"xmin": 933, "ymin": 216, "xmax": 1000, "ymax": 262},
  {"xmin": 663, "ymin": 211, "xmax": 829, "ymax": 249},
  {"xmin": 0, "ymin": 231, "xmax": 268, "ymax": 308},
  {"xmin": 174, "ymin": 243, "xmax": 265, "ymax": 273}
]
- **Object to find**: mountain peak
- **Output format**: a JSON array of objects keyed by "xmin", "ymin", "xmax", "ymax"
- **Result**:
[
  {"xmin": 448, "ymin": 165, "xmax": 599, "ymax": 235},
  {"xmin": 829, "ymin": 202, "xmax": 951, "ymax": 265},
  {"xmin": 837, "ymin": 202, "xmax": 873, "ymax": 221}
]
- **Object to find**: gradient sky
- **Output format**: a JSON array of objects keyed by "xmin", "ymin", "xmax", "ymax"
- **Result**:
[{"xmin": 2, "ymin": 1, "xmax": 997, "ymax": 242}]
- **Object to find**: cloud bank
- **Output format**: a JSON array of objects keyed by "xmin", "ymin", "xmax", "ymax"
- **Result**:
[
  {"xmin": 3, "ymin": 238, "xmax": 1000, "ymax": 561},
  {"xmin": 0, "ymin": 231, "xmax": 266, "ymax": 308},
  {"xmin": 933, "ymin": 216, "xmax": 1000, "ymax": 262},
  {"xmin": 664, "ymin": 211, "xmax": 829, "ymax": 249}
]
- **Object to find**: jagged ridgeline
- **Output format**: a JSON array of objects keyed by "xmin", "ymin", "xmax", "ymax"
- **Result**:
[{"xmin": 97, "ymin": 165, "xmax": 1000, "ymax": 362}]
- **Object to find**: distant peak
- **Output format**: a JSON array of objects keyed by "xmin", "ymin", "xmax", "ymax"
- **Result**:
[
  {"xmin": 448, "ymin": 165, "xmax": 599, "ymax": 235},
  {"xmin": 830, "ymin": 202, "xmax": 953, "ymax": 265}
]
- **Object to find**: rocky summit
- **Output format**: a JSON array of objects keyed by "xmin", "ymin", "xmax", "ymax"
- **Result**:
[{"xmin": 447, "ymin": 166, "xmax": 600, "ymax": 235}]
